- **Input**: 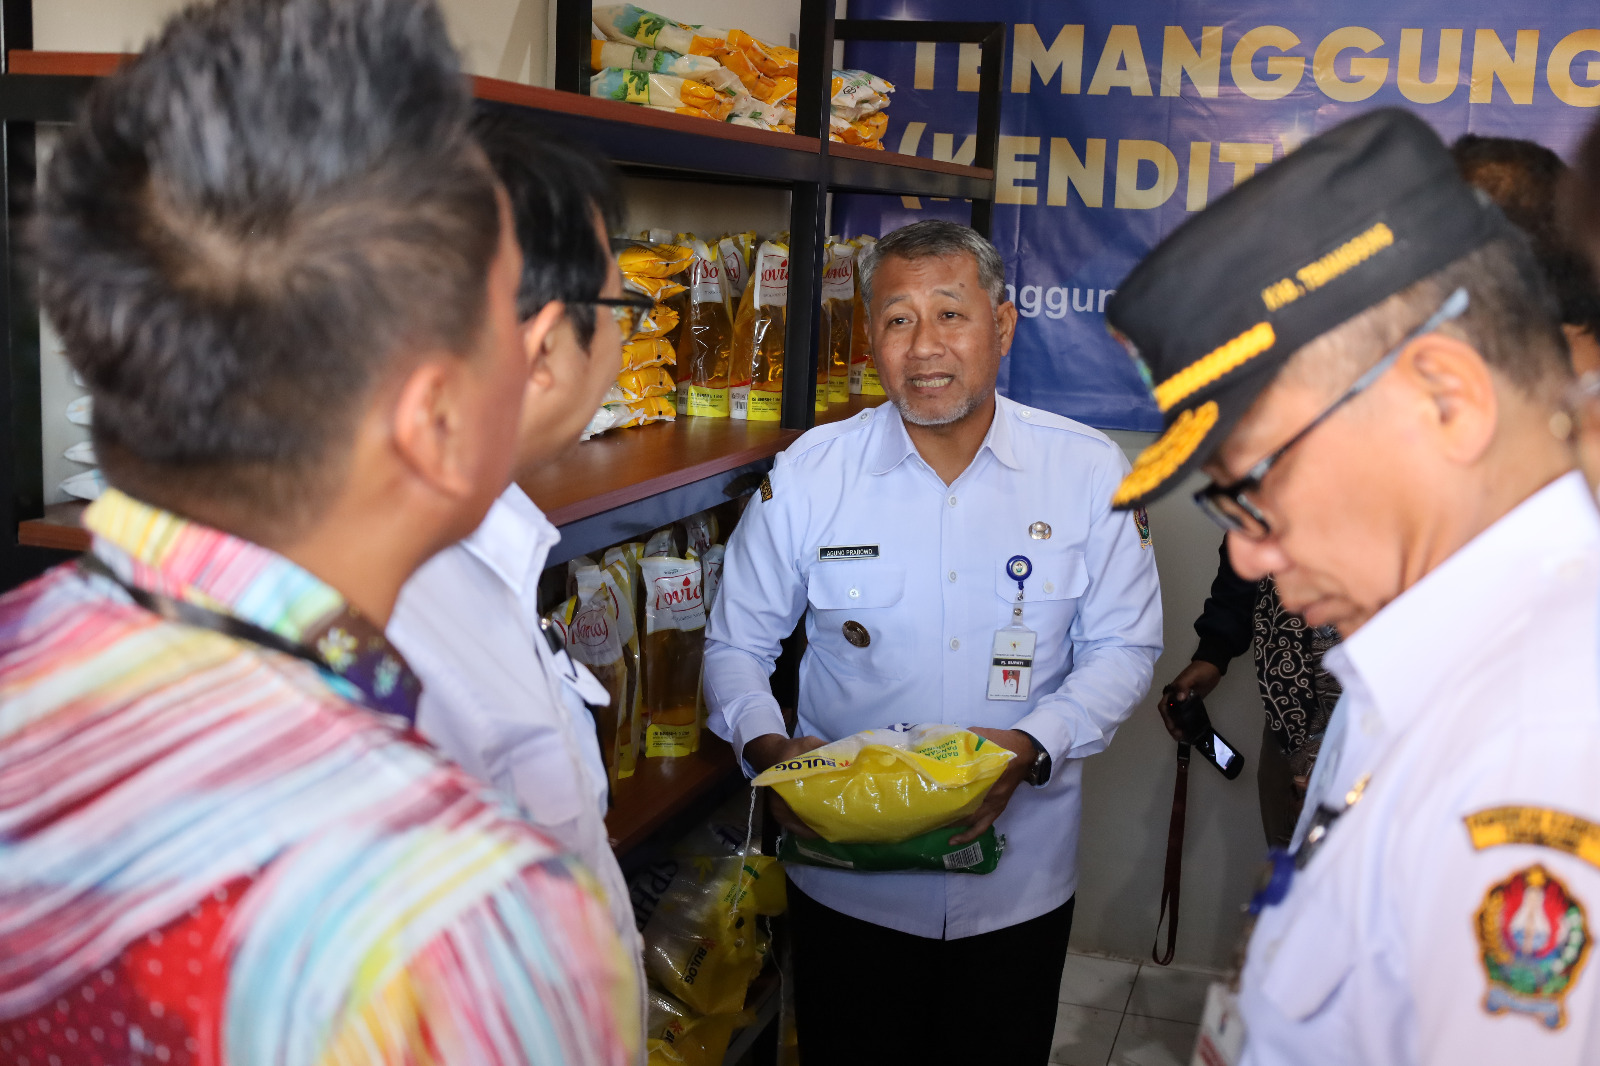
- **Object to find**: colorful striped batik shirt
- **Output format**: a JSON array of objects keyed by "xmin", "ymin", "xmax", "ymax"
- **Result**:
[{"xmin": 0, "ymin": 490, "xmax": 640, "ymax": 1066}]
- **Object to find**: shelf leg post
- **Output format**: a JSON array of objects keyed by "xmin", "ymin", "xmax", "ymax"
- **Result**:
[{"xmin": 782, "ymin": 0, "xmax": 834, "ymax": 432}]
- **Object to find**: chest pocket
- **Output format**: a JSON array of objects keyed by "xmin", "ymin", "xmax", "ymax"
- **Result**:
[
  {"xmin": 993, "ymin": 549, "xmax": 1089, "ymax": 604},
  {"xmin": 1257, "ymin": 873, "xmax": 1358, "ymax": 1023},
  {"xmin": 805, "ymin": 561, "xmax": 909, "ymax": 681}
]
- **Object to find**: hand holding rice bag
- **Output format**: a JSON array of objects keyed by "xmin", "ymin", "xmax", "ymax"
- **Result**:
[{"xmin": 752, "ymin": 723, "xmax": 1015, "ymax": 843}]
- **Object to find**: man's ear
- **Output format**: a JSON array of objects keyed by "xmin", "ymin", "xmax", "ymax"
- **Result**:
[
  {"xmin": 391, "ymin": 356, "xmax": 477, "ymax": 501},
  {"xmin": 996, "ymin": 300, "xmax": 1019, "ymax": 356},
  {"xmin": 1400, "ymin": 334, "xmax": 1498, "ymax": 464},
  {"xmin": 520, "ymin": 301, "xmax": 567, "ymax": 390}
]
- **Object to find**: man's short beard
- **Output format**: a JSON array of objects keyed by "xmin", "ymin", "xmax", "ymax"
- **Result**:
[{"xmin": 894, "ymin": 387, "xmax": 988, "ymax": 427}]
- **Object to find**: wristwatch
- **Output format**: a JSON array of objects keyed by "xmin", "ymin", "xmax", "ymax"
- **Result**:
[{"xmin": 1017, "ymin": 730, "xmax": 1052, "ymax": 786}]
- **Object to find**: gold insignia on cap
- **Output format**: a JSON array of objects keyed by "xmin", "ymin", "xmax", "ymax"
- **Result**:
[
  {"xmin": 1153, "ymin": 323, "xmax": 1275, "ymax": 413},
  {"xmin": 1113, "ymin": 401, "xmax": 1220, "ymax": 507}
]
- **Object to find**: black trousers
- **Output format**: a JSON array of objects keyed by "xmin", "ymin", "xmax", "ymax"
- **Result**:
[{"xmin": 788, "ymin": 879, "xmax": 1075, "ymax": 1066}]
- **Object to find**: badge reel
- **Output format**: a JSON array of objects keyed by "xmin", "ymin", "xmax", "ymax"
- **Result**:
[{"xmin": 988, "ymin": 555, "xmax": 1038, "ymax": 701}]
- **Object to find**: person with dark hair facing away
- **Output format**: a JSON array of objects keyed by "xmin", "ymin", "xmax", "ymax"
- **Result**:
[
  {"xmin": 386, "ymin": 113, "xmax": 648, "ymax": 1019},
  {"xmin": 0, "ymin": 0, "xmax": 638, "ymax": 1062},
  {"xmin": 1452, "ymin": 134, "xmax": 1600, "ymax": 378},
  {"xmin": 1112, "ymin": 108, "xmax": 1600, "ymax": 1064}
]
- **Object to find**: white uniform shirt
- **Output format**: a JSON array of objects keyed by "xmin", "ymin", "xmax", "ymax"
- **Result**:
[
  {"xmin": 704, "ymin": 396, "xmax": 1163, "ymax": 938},
  {"xmin": 1239, "ymin": 473, "xmax": 1600, "ymax": 1065},
  {"xmin": 387, "ymin": 485, "xmax": 646, "ymax": 995}
]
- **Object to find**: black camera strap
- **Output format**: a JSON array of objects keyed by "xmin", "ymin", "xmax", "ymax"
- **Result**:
[{"xmin": 1152, "ymin": 741, "xmax": 1190, "ymax": 966}]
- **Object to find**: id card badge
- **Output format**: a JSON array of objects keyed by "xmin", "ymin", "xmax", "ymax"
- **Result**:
[
  {"xmin": 1191, "ymin": 982, "xmax": 1246, "ymax": 1066},
  {"xmin": 987, "ymin": 624, "xmax": 1036, "ymax": 701}
]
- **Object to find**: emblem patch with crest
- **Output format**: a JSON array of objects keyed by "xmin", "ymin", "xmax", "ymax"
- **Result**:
[
  {"xmin": 1134, "ymin": 506, "xmax": 1152, "ymax": 550},
  {"xmin": 1475, "ymin": 864, "xmax": 1590, "ymax": 1029}
]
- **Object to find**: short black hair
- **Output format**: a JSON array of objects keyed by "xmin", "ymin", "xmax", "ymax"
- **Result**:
[
  {"xmin": 470, "ymin": 111, "xmax": 624, "ymax": 345},
  {"xmin": 1452, "ymin": 134, "xmax": 1600, "ymax": 337},
  {"xmin": 33, "ymin": 0, "xmax": 500, "ymax": 532}
]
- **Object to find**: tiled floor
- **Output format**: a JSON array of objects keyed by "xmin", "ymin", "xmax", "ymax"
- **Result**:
[{"xmin": 1051, "ymin": 952, "xmax": 1220, "ymax": 1066}]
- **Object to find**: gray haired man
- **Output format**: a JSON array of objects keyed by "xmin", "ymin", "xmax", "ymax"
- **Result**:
[{"xmin": 704, "ymin": 220, "xmax": 1163, "ymax": 1065}]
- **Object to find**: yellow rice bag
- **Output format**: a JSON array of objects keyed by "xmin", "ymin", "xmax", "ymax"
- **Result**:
[
  {"xmin": 607, "ymin": 395, "xmax": 677, "ymax": 428},
  {"xmin": 635, "ymin": 302, "xmax": 681, "ymax": 340},
  {"xmin": 625, "ymin": 274, "xmax": 688, "ymax": 301},
  {"xmin": 645, "ymin": 989, "xmax": 750, "ymax": 1066},
  {"xmin": 752, "ymin": 724, "xmax": 1015, "ymax": 844},
  {"xmin": 644, "ymin": 853, "xmax": 785, "ymax": 1014},
  {"xmin": 623, "ymin": 338, "xmax": 678, "ymax": 370},
  {"xmin": 618, "ymin": 366, "xmax": 677, "ymax": 402},
  {"xmin": 619, "ymin": 243, "xmax": 695, "ymax": 278}
]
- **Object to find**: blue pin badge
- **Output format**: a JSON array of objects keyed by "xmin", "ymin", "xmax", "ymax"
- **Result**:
[{"xmin": 1006, "ymin": 554, "xmax": 1032, "ymax": 591}]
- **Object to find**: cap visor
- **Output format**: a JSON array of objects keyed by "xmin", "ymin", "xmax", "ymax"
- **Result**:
[{"xmin": 1112, "ymin": 383, "xmax": 1264, "ymax": 510}]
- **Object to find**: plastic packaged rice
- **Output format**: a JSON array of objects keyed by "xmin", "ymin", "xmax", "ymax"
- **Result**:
[
  {"xmin": 593, "ymin": 4, "xmax": 726, "ymax": 58},
  {"xmin": 751, "ymin": 723, "xmax": 1015, "ymax": 843},
  {"xmin": 646, "ymin": 988, "xmax": 750, "ymax": 1066},
  {"xmin": 778, "ymin": 823, "xmax": 1004, "ymax": 874},
  {"xmin": 617, "ymin": 366, "xmax": 677, "ymax": 402},
  {"xmin": 606, "ymin": 395, "xmax": 677, "ymax": 428},
  {"xmin": 643, "ymin": 849, "xmax": 785, "ymax": 1013},
  {"xmin": 619, "ymin": 242, "xmax": 695, "ymax": 279},
  {"xmin": 591, "ymin": 69, "xmax": 734, "ymax": 120},
  {"xmin": 635, "ymin": 303, "xmax": 681, "ymax": 341},
  {"xmin": 591, "ymin": 39, "xmax": 724, "ymax": 81},
  {"xmin": 623, "ymin": 338, "xmax": 678, "ymax": 371},
  {"xmin": 624, "ymin": 274, "xmax": 689, "ymax": 302}
]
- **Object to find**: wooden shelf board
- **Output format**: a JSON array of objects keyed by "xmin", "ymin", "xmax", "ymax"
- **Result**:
[
  {"xmin": 9, "ymin": 50, "xmax": 131, "ymax": 76},
  {"xmin": 828, "ymin": 141, "xmax": 993, "ymax": 182},
  {"xmin": 815, "ymin": 392, "xmax": 888, "ymax": 426},
  {"xmin": 522, "ymin": 417, "xmax": 801, "ymax": 528},
  {"xmin": 19, "ymin": 502, "xmax": 89, "ymax": 552},
  {"xmin": 473, "ymin": 75, "xmax": 821, "ymax": 157},
  {"xmin": 606, "ymin": 733, "xmax": 738, "ymax": 857}
]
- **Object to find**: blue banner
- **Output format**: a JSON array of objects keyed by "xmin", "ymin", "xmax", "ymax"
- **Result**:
[{"xmin": 836, "ymin": 2, "xmax": 1600, "ymax": 431}]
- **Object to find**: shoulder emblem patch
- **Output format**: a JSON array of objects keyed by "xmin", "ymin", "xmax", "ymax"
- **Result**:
[
  {"xmin": 1134, "ymin": 506, "xmax": 1152, "ymax": 550},
  {"xmin": 1466, "ymin": 807, "xmax": 1600, "ymax": 871},
  {"xmin": 1476, "ymin": 864, "xmax": 1590, "ymax": 1030},
  {"xmin": 760, "ymin": 476, "xmax": 773, "ymax": 502}
]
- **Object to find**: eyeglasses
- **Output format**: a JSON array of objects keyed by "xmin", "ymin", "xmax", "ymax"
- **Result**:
[
  {"xmin": 1194, "ymin": 286, "xmax": 1470, "ymax": 539},
  {"xmin": 571, "ymin": 292, "xmax": 657, "ymax": 346}
]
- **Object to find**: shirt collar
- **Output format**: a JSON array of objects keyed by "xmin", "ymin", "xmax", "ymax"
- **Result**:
[
  {"xmin": 83, "ymin": 487, "xmax": 422, "ymax": 724},
  {"xmin": 865, "ymin": 394, "xmax": 1022, "ymax": 477},
  {"xmin": 1325, "ymin": 471, "xmax": 1600, "ymax": 744},
  {"xmin": 462, "ymin": 483, "xmax": 560, "ymax": 599}
]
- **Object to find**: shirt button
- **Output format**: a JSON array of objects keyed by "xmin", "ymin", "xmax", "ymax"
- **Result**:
[
  {"xmin": 948, "ymin": 496, "xmax": 958, "ymax": 507},
  {"xmin": 848, "ymin": 588, "xmax": 860, "ymax": 598},
  {"xmin": 948, "ymin": 571, "xmax": 958, "ymax": 582},
  {"xmin": 950, "ymin": 638, "xmax": 960, "ymax": 650},
  {"xmin": 1020, "ymin": 409, "xmax": 1033, "ymax": 419},
  {"xmin": 1043, "ymin": 581, "xmax": 1054, "ymax": 594}
]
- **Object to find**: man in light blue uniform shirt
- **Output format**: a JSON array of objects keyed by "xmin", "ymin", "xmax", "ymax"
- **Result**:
[{"xmin": 704, "ymin": 220, "xmax": 1162, "ymax": 1066}]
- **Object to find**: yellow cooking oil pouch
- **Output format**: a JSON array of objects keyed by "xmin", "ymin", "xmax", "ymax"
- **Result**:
[{"xmin": 752, "ymin": 723, "xmax": 1014, "ymax": 844}]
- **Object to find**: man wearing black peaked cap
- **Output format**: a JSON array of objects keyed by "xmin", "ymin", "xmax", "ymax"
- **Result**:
[{"xmin": 1109, "ymin": 108, "xmax": 1600, "ymax": 1064}]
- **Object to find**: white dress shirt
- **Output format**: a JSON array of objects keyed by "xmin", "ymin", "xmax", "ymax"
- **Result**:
[
  {"xmin": 388, "ymin": 485, "xmax": 645, "ymax": 999},
  {"xmin": 1239, "ymin": 472, "xmax": 1600, "ymax": 1065},
  {"xmin": 704, "ymin": 396, "xmax": 1163, "ymax": 938}
]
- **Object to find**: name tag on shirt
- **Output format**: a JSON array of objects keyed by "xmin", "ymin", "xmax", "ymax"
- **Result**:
[
  {"xmin": 987, "ymin": 627, "xmax": 1036, "ymax": 701},
  {"xmin": 818, "ymin": 545, "xmax": 880, "ymax": 560}
]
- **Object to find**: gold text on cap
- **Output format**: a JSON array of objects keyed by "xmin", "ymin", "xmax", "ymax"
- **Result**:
[{"xmin": 1029, "ymin": 522, "xmax": 1052, "ymax": 540}]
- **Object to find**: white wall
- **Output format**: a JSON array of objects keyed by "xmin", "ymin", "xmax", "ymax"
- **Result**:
[{"xmin": 1081, "ymin": 430, "xmax": 1268, "ymax": 970}]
